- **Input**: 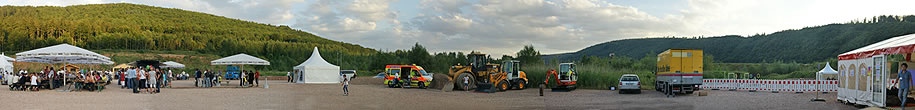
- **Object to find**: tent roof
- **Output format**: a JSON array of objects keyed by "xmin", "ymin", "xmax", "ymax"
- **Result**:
[
  {"xmin": 818, "ymin": 62, "xmax": 838, "ymax": 74},
  {"xmin": 1, "ymin": 53, "xmax": 14, "ymax": 62},
  {"xmin": 839, "ymin": 33, "xmax": 915, "ymax": 60},
  {"xmin": 211, "ymin": 53, "xmax": 270, "ymax": 65},
  {"xmin": 112, "ymin": 64, "xmax": 132, "ymax": 69},
  {"xmin": 162, "ymin": 61, "xmax": 185, "ymax": 69},
  {"xmin": 14, "ymin": 44, "xmax": 113, "ymax": 65},
  {"xmin": 295, "ymin": 47, "xmax": 338, "ymax": 68}
]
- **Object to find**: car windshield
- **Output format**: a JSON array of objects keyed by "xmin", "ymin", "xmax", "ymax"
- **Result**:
[
  {"xmin": 621, "ymin": 76, "xmax": 639, "ymax": 81},
  {"xmin": 342, "ymin": 71, "xmax": 355, "ymax": 74},
  {"xmin": 388, "ymin": 69, "xmax": 400, "ymax": 75}
]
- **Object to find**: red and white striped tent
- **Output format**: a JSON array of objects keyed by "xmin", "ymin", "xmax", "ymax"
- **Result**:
[{"xmin": 837, "ymin": 33, "xmax": 915, "ymax": 107}]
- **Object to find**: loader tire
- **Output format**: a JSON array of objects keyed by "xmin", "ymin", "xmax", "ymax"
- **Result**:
[
  {"xmin": 516, "ymin": 80, "xmax": 526, "ymax": 90},
  {"xmin": 498, "ymin": 81, "xmax": 509, "ymax": 92},
  {"xmin": 455, "ymin": 73, "xmax": 474, "ymax": 91}
]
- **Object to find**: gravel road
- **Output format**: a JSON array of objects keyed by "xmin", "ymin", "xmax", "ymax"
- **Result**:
[{"xmin": 0, "ymin": 78, "xmax": 858, "ymax": 110}]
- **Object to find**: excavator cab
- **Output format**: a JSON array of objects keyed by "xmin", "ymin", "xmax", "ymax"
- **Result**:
[{"xmin": 558, "ymin": 63, "xmax": 577, "ymax": 81}]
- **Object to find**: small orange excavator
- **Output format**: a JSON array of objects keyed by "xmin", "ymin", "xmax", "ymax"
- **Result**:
[{"xmin": 540, "ymin": 63, "xmax": 578, "ymax": 96}]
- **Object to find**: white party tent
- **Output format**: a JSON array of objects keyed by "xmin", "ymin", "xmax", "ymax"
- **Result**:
[
  {"xmin": 293, "ymin": 47, "xmax": 340, "ymax": 83},
  {"xmin": 15, "ymin": 44, "xmax": 113, "ymax": 65},
  {"xmin": 1, "ymin": 53, "xmax": 14, "ymax": 62},
  {"xmin": 0, "ymin": 60, "xmax": 12, "ymax": 73},
  {"xmin": 211, "ymin": 53, "xmax": 270, "ymax": 65},
  {"xmin": 816, "ymin": 62, "xmax": 838, "ymax": 80},
  {"xmin": 162, "ymin": 61, "xmax": 186, "ymax": 69},
  {"xmin": 836, "ymin": 33, "xmax": 915, "ymax": 107}
]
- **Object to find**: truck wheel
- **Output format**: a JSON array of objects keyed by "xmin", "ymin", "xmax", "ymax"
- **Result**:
[
  {"xmin": 516, "ymin": 80, "xmax": 526, "ymax": 90},
  {"xmin": 498, "ymin": 81, "xmax": 509, "ymax": 91}
]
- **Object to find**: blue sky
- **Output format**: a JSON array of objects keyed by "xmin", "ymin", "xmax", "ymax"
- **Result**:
[{"xmin": 4, "ymin": 0, "xmax": 915, "ymax": 57}]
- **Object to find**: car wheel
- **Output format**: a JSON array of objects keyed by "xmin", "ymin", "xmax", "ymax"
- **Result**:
[
  {"xmin": 387, "ymin": 81, "xmax": 396, "ymax": 88},
  {"xmin": 418, "ymin": 82, "xmax": 426, "ymax": 89}
]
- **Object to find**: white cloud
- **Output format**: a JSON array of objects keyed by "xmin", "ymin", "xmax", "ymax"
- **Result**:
[
  {"xmin": 0, "ymin": 0, "xmax": 302, "ymax": 25},
  {"xmin": 8, "ymin": 0, "xmax": 915, "ymax": 57}
]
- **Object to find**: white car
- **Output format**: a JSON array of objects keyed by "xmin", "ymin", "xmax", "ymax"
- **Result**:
[
  {"xmin": 373, "ymin": 73, "xmax": 385, "ymax": 78},
  {"xmin": 618, "ymin": 74, "xmax": 641, "ymax": 94}
]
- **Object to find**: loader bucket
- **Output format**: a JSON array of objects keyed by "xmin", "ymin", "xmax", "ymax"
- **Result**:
[{"xmin": 475, "ymin": 83, "xmax": 497, "ymax": 93}]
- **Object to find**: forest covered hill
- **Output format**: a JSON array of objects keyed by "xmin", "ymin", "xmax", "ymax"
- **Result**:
[
  {"xmin": 0, "ymin": 3, "xmax": 376, "ymax": 70},
  {"xmin": 544, "ymin": 15, "xmax": 915, "ymax": 63}
]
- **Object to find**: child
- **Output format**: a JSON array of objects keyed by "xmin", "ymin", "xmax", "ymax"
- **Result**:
[
  {"xmin": 342, "ymin": 74, "xmax": 349, "ymax": 96},
  {"xmin": 30, "ymin": 73, "xmax": 38, "ymax": 91}
]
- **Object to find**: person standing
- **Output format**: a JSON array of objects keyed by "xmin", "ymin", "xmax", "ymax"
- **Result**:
[
  {"xmin": 287, "ymin": 72, "xmax": 291, "ymax": 83},
  {"xmin": 127, "ymin": 68, "xmax": 138, "ymax": 93},
  {"xmin": 239, "ymin": 70, "xmax": 246, "ymax": 87},
  {"xmin": 195, "ymin": 69, "xmax": 201, "ymax": 87},
  {"xmin": 901, "ymin": 63, "xmax": 911, "ymax": 109},
  {"xmin": 254, "ymin": 70, "xmax": 260, "ymax": 86},
  {"xmin": 139, "ymin": 68, "xmax": 147, "ymax": 93},
  {"xmin": 342, "ymin": 74, "xmax": 349, "ymax": 96},
  {"xmin": 149, "ymin": 69, "xmax": 159, "ymax": 93},
  {"xmin": 119, "ymin": 69, "xmax": 126, "ymax": 88}
]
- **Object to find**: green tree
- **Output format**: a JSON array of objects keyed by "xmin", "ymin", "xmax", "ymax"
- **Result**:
[
  {"xmin": 408, "ymin": 43, "xmax": 431, "ymax": 66},
  {"xmin": 516, "ymin": 45, "xmax": 542, "ymax": 65}
]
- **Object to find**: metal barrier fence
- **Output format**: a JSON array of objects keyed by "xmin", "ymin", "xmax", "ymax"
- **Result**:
[{"xmin": 699, "ymin": 79, "xmax": 838, "ymax": 92}]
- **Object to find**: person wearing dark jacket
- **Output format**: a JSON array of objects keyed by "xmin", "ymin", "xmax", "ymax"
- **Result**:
[{"xmin": 194, "ymin": 69, "xmax": 201, "ymax": 87}]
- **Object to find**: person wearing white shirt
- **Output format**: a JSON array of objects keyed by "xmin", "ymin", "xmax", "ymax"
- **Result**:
[{"xmin": 148, "ymin": 69, "xmax": 159, "ymax": 93}]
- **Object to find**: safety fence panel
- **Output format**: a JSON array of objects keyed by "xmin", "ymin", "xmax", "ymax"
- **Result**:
[{"xmin": 700, "ymin": 79, "xmax": 838, "ymax": 92}]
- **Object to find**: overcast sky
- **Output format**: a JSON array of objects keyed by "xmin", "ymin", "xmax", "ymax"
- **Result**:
[{"xmin": 4, "ymin": 0, "xmax": 915, "ymax": 56}]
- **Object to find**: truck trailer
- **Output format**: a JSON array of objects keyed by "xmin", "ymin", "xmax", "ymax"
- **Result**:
[{"xmin": 655, "ymin": 49, "xmax": 703, "ymax": 96}]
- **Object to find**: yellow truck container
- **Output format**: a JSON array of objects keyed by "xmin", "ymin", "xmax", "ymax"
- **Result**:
[{"xmin": 655, "ymin": 49, "xmax": 703, "ymax": 94}]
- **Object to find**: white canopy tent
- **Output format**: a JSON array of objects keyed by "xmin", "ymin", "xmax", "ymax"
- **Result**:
[
  {"xmin": 211, "ymin": 53, "xmax": 270, "ymax": 65},
  {"xmin": 293, "ymin": 47, "xmax": 340, "ymax": 83},
  {"xmin": 15, "ymin": 44, "xmax": 114, "ymax": 65},
  {"xmin": 0, "ymin": 60, "xmax": 12, "ymax": 74},
  {"xmin": 816, "ymin": 62, "xmax": 838, "ymax": 80},
  {"xmin": 1, "ymin": 53, "xmax": 14, "ymax": 62},
  {"xmin": 161, "ymin": 61, "xmax": 186, "ymax": 69}
]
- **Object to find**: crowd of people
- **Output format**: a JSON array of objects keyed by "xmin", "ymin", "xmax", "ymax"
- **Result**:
[
  {"xmin": 194, "ymin": 69, "xmax": 222, "ymax": 88},
  {"xmin": 116, "ymin": 66, "xmax": 179, "ymax": 94},
  {"xmin": 4, "ymin": 66, "xmax": 112, "ymax": 92},
  {"xmin": 3, "ymin": 65, "xmax": 266, "ymax": 93},
  {"xmin": 193, "ymin": 69, "xmax": 259, "ymax": 88}
]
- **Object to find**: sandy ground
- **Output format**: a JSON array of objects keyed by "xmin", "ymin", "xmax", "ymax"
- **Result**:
[{"xmin": 0, "ymin": 78, "xmax": 859, "ymax": 110}]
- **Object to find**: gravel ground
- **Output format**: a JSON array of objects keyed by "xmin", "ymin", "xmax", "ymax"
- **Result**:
[{"xmin": 0, "ymin": 78, "xmax": 859, "ymax": 110}]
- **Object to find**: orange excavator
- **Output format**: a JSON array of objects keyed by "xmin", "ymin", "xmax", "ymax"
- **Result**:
[{"xmin": 540, "ymin": 63, "xmax": 578, "ymax": 96}]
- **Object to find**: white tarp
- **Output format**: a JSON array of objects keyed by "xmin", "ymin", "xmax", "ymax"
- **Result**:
[
  {"xmin": 162, "ymin": 61, "xmax": 186, "ymax": 69},
  {"xmin": 293, "ymin": 47, "xmax": 340, "ymax": 83},
  {"xmin": 15, "ymin": 44, "xmax": 113, "ymax": 65},
  {"xmin": 211, "ymin": 53, "xmax": 270, "ymax": 65}
]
